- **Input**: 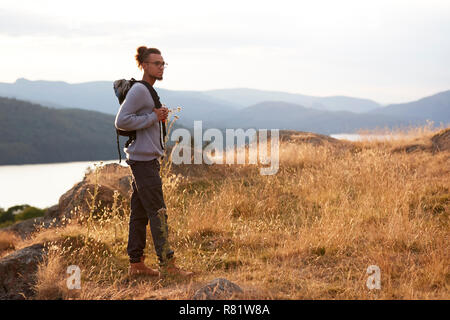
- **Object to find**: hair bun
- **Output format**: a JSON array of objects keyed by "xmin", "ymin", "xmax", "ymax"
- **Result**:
[{"xmin": 137, "ymin": 46, "xmax": 148, "ymax": 56}]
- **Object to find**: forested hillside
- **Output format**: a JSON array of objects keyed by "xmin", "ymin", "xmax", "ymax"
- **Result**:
[{"xmin": 0, "ymin": 97, "xmax": 125, "ymax": 165}]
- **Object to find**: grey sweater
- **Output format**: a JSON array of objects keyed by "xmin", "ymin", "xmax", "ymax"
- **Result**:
[{"xmin": 114, "ymin": 83, "xmax": 164, "ymax": 161}]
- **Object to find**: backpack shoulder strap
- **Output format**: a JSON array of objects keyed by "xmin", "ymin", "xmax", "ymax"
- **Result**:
[
  {"xmin": 136, "ymin": 80, "xmax": 166, "ymax": 150},
  {"xmin": 137, "ymin": 80, "xmax": 162, "ymax": 108}
]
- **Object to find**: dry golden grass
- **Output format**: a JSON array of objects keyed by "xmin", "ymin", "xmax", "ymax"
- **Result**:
[
  {"xmin": 0, "ymin": 231, "xmax": 18, "ymax": 257},
  {"xmin": 33, "ymin": 248, "xmax": 67, "ymax": 300},
  {"xmin": 22, "ymin": 124, "xmax": 450, "ymax": 300}
]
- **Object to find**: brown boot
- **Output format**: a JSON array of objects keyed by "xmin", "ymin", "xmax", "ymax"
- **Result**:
[
  {"xmin": 160, "ymin": 257, "xmax": 194, "ymax": 278},
  {"xmin": 128, "ymin": 256, "xmax": 160, "ymax": 278}
]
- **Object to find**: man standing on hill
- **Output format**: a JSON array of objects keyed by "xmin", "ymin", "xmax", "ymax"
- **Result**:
[{"xmin": 115, "ymin": 46, "xmax": 193, "ymax": 278}]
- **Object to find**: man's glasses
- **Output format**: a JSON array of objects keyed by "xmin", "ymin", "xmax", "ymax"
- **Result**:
[{"xmin": 144, "ymin": 61, "xmax": 168, "ymax": 69}]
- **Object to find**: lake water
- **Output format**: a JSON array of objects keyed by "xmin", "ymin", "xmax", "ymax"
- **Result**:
[
  {"xmin": 329, "ymin": 133, "xmax": 399, "ymax": 141},
  {"xmin": 0, "ymin": 133, "xmax": 397, "ymax": 210},
  {"xmin": 0, "ymin": 159, "xmax": 126, "ymax": 210}
]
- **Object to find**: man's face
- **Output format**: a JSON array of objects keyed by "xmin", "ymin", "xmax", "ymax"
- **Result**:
[{"xmin": 143, "ymin": 53, "xmax": 165, "ymax": 80}]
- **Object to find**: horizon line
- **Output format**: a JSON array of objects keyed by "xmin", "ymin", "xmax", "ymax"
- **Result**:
[{"xmin": 2, "ymin": 77, "xmax": 449, "ymax": 106}]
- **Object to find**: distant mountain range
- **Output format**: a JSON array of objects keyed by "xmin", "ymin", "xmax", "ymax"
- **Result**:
[
  {"xmin": 0, "ymin": 78, "xmax": 449, "ymax": 133},
  {"xmin": 368, "ymin": 90, "xmax": 450, "ymax": 121},
  {"xmin": 204, "ymin": 88, "xmax": 382, "ymax": 113},
  {"xmin": 0, "ymin": 77, "xmax": 449, "ymax": 164},
  {"xmin": 220, "ymin": 101, "xmax": 414, "ymax": 134},
  {"xmin": 0, "ymin": 78, "xmax": 383, "ymax": 116}
]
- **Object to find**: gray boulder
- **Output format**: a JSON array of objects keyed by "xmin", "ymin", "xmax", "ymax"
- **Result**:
[
  {"xmin": 192, "ymin": 278, "xmax": 243, "ymax": 300},
  {"xmin": 43, "ymin": 204, "xmax": 60, "ymax": 220},
  {"xmin": 119, "ymin": 175, "xmax": 132, "ymax": 196},
  {"xmin": 0, "ymin": 243, "xmax": 47, "ymax": 299},
  {"xmin": 3, "ymin": 217, "xmax": 45, "ymax": 240},
  {"xmin": 0, "ymin": 204, "xmax": 63, "ymax": 239}
]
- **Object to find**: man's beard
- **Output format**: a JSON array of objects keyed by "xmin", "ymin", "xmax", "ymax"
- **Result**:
[{"xmin": 156, "ymin": 75, "xmax": 163, "ymax": 80}]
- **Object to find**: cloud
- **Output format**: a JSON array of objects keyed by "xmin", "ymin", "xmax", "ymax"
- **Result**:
[
  {"xmin": 0, "ymin": 9, "xmax": 160, "ymax": 38},
  {"xmin": 1, "ymin": 1, "xmax": 449, "ymax": 103}
]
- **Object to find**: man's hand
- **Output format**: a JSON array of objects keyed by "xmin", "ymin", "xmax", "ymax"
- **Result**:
[{"xmin": 154, "ymin": 107, "xmax": 169, "ymax": 121}]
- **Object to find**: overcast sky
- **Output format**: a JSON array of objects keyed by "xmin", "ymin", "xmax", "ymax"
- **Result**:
[{"xmin": 1, "ymin": 0, "xmax": 449, "ymax": 104}]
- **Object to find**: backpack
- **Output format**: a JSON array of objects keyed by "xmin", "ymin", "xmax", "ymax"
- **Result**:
[{"xmin": 113, "ymin": 78, "xmax": 167, "ymax": 163}]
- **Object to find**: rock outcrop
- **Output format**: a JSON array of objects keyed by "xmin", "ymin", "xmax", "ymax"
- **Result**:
[
  {"xmin": 1, "ymin": 164, "xmax": 132, "ymax": 240},
  {"xmin": 192, "ymin": 278, "xmax": 243, "ymax": 300},
  {"xmin": 0, "ymin": 244, "xmax": 47, "ymax": 299},
  {"xmin": 279, "ymin": 130, "xmax": 348, "ymax": 146},
  {"xmin": 392, "ymin": 128, "xmax": 450, "ymax": 154},
  {"xmin": 58, "ymin": 163, "xmax": 131, "ymax": 220},
  {"xmin": 3, "ymin": 217, "xmax": 47, "ymax": 240},
  {"xmin": 431, "ymin": 128, "xmax": 450, "ymax": 152},
  {"xmin": 58, "ymin": 183, "xmax": 117, "ymax": 219}
]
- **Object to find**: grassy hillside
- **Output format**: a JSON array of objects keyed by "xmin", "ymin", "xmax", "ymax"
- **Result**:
[{"xmin": 1, "ymin": 124, "xmax": 448, "ymax": 299}]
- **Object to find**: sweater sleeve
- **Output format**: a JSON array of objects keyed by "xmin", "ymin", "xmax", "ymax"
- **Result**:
[{"xmin": 115, "ymin": 84, "xmax": 159, "ymax": 131}]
